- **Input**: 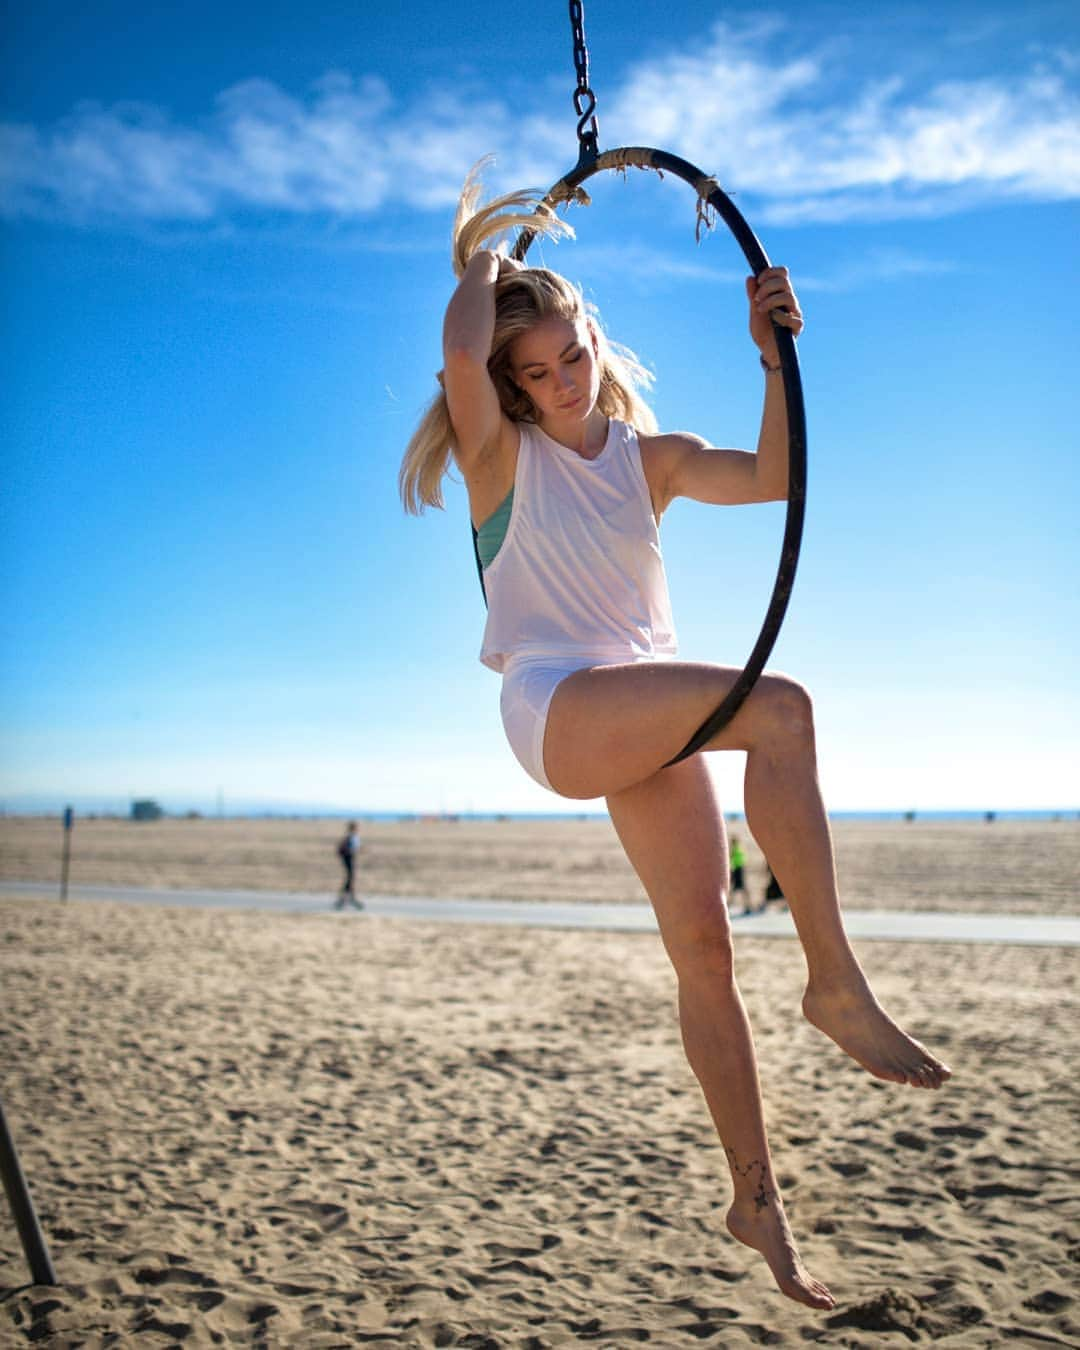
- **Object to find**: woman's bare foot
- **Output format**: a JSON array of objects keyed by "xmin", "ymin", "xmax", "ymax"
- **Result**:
[
  {"xmin": 726, "ymin": 1197, "xmax": 835, "ymax": 1311},
  {"xmin": 802, "ymin": 977, "xmax": 952, "ymax": 1088}
]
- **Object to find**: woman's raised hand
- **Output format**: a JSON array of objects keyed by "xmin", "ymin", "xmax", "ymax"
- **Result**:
[{"xmin": 747, "ymin": 267, "xmax": 804, "ymax": 364}]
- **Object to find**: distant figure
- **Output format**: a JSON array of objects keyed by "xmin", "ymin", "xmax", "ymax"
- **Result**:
[
  {"xmin": 761, "ymin": 864, "xmax": 786, "ymax": 912},
  {"xmin": 730, "ymin": 836, "xmax": 750, "ymax": 914},
  {"xmin": 334, "ymin": 822, "xmax": 364, "ymax": 910}
]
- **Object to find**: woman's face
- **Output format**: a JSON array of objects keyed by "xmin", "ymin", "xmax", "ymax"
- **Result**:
[{"xmin": 510, "ymin": 316, "xmax": 600, "ymax": 425}]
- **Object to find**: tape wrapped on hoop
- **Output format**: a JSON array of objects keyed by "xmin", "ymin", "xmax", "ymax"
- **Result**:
[{"xmin": 511, "ymin": 146, "xmax": 807, "ymax": 765}]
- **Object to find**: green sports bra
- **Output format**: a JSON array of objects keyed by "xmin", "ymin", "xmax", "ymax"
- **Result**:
[{"xmin": 475, "ymin": 487, "xmax": 514, "ymax": 570}]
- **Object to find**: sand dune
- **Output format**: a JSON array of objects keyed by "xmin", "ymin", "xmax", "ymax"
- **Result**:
[{"xmin": 2, "ymin": 897, "xmax": 1078, "ymax": 1347}]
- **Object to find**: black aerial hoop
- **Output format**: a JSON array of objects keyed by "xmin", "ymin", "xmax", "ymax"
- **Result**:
[{"xmin": 483, "ymin": 0, "xmax": 807, "ymax": 766}]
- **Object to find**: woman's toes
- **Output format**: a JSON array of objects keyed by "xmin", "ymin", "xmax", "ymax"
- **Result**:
[{"xmin": 807, "ymin": 1281, "xmax": 835, "ymax": 1310}]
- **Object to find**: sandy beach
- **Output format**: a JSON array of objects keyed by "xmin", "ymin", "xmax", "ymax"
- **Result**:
[
  {"xmin": 2, "ymin": 817, "xmax": 1078, "ymax": 1346},
  {"xmin": 2, "ymin": 814, "xmax": 1078, "ymax": 914}
]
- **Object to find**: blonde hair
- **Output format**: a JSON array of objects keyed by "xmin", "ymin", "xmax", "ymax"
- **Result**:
[{"xmin": 399, "ymin": 163, "xmax": 658, "ymax": 513}]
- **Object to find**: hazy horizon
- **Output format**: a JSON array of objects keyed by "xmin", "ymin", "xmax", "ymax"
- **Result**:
[{"xmin": 4, "ymin": 794, "xmax": 1077, "ymax": 823}]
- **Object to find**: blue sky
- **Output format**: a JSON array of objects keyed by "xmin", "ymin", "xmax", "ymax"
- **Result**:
[{"xmin": 2, "ymin": 0, "xmax": 1078, "ymax": 815}]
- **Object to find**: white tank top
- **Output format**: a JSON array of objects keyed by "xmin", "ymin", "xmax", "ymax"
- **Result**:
[{"xmin": 479, "ymin": 419, "xmax": 678, "ymax": 673}]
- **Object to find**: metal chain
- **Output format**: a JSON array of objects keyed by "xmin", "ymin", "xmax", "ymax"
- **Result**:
[{"xmin": 568, "ymin": 0, "xmax": 599, "ymax": 161}]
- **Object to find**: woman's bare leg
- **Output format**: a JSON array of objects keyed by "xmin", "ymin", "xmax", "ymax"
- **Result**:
[
  {"xmin": 606, "ymin": 756, "xmax": 834, "ymax": 1310},
  {"xmin": 544, "ymin": 662, "xmax": 951, "ymax": 1088},
  {"xmin": 732, "ymin": 677, "xmax": 952, "ymax": 1089}
]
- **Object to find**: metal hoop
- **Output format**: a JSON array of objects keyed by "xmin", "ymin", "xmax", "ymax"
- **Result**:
[{"xmin": 512, "ymin": 146, "xmax": 807, "ymax": 763}]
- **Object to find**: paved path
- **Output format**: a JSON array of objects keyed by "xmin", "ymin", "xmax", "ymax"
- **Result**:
[{"xmin": 3, "ymin": 881, "xmax": 1078, "ymax": 946}]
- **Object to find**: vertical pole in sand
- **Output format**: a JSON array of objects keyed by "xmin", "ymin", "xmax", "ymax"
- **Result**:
[
  {"xmin": 0, "ymin": 1099, "xmax": 58, "ymax": 1285},
  {"xmin": 60, "ymin": 806, "xmax": 73, "ymax": 902}
]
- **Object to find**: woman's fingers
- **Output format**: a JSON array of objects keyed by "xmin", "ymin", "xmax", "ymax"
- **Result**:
[
  {"xmin": 751, "ymin": 267, "xmax": 804, "ymax": 335},
  {"xmin": 771, "ymin": 307, "xmax": 804, "ymax": 335}
]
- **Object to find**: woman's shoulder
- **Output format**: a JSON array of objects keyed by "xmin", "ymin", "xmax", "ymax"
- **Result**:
[
  {"xmin": 636, "ymin": 426, "xmax": 708, "ymax": 450},
  {"xmin": 636, "ymin": 427, "xmax": 709, "ymax": 469},
  {"xmin": 634, "ymin": 428, "xmax": 711, "ymax": 515}
]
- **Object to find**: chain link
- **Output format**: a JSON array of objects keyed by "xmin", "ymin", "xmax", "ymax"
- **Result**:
[{"xmin": 568, "ymin": 0, "xmax": 599, "ymax": 160}]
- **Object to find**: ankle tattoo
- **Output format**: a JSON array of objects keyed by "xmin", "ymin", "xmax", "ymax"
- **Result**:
[{"xmin": 725, "ymin": 1148, "xmax": 777, "ymax": 1213}]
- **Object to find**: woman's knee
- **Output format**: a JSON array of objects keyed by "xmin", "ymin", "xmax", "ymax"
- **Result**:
[
  {"xmin": 663, "ymin": 905, "xmax": 736, "ymax": 981},
  {"xmin": 755, "ymin": 674, "xmax": 815, "ymax": 749}
]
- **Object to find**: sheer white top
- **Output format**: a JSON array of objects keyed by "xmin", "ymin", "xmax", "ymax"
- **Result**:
[{"xmin": 479, "ymin": 418, "xmax": 678, "ymax": 673}]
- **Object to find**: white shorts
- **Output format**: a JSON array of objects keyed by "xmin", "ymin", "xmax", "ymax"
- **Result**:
[{"xmin": 499, "ymin": 652, "xmax": 666, "ymax": 793}]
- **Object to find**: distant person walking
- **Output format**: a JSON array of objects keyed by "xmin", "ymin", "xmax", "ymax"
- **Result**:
[
  {"xmin": 730, "ymin": 835, "xmax": 750, "ymax": 914},
  {"xmin": 334, "ymin": 822, "xmax": 364, "ymax": 910}
]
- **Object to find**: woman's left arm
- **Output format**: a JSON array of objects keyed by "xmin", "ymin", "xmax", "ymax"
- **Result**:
[{"xmin": 646, "ymin": 267, "xmax": 804, "ymax": 513}]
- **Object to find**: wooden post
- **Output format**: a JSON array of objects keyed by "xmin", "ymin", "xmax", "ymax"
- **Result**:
[
  {"xmin": 60, "ymin": 806, "xmax": 73, "ymax": 902},
  {"xmin": 0, "ymin": 1099, "xmax": 58, "ymax": 1286}
]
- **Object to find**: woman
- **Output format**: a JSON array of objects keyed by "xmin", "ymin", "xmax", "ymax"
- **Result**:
[{"xmin": 401, "ymin": 169, "xmax": 951, "ymax": 1311}]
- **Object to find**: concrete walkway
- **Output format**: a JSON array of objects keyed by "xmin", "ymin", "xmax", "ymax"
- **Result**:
[{"xmin": 3, "ymin": 880, "xmax": 1078, "ymax": 946}]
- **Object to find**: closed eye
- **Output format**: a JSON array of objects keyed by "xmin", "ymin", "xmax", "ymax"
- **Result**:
[{"xmin": 524, "ymin": 347, "xmax": 584, "ymax": 382}]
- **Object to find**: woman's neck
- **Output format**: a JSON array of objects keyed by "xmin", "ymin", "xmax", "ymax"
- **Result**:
[{"xmin": 539, "ymin": 408, "xmax": 610, "ymax": 458}]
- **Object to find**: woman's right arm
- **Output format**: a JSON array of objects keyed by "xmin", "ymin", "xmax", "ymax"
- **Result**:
[{"xmin": 442, "ymin": 250, "xmax": 505, "ymax": 468}]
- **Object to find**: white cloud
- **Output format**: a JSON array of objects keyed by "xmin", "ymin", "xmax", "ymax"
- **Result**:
[
  {"xmin": 604, "ymin": 27, "xmax": 1080, "ymax": 224},
  {"xmin": 2, "ymin": 21, "xmax": 1078, "ymax": 229},
  {"xmin": 796, "ymin": 248, "xmax": 957, "ymax": 292},
  {"xmin": 551, "ymin": 239, "xmax": 747, "ymax": 285}
]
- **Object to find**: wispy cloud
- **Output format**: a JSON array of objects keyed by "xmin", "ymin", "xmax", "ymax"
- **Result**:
[
  {"xmin": 0, "ymin": 73, "xmax": 516, "ymax": 224},
  {"xmin": 606, "ymin": 25, "xmax": 1080, "ymax": 225},
  {"xmin": 571, "ymin": 240, "xmax": 959, "ymax": 300},
  {"xmin": 540, "ymin": 239, "xmax": 747, "ymax": 286},
  {"xmin": 796, "ymin": 248, "xmax": 958, "ymax": 292},
  {"xmin": 2, "ymin": 22, "xmax": 1077, "ymax": 229}
]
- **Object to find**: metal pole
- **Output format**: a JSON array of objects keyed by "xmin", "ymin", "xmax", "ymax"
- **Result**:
[
  {"xmin": 0, "ymin": 1099, "xmax": 58, "ymax": 1286},
  {"xmin": 60, "ymin": 805, "xmax": 73, "ymax": 902}
]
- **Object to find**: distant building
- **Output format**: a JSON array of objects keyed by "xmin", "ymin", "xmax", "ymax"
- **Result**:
[{"xmin": 130, "ymin": 799, "xmax": 164, "ymax": 821}]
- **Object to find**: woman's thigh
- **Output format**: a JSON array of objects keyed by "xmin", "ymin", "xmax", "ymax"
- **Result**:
[
  {"xmin": 542, "ymin": 660, "xmax": 804, "ymax": 800},
  {"xmin": 606, "ymin": 754, "xmax": 733, "ymax": 967}
]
